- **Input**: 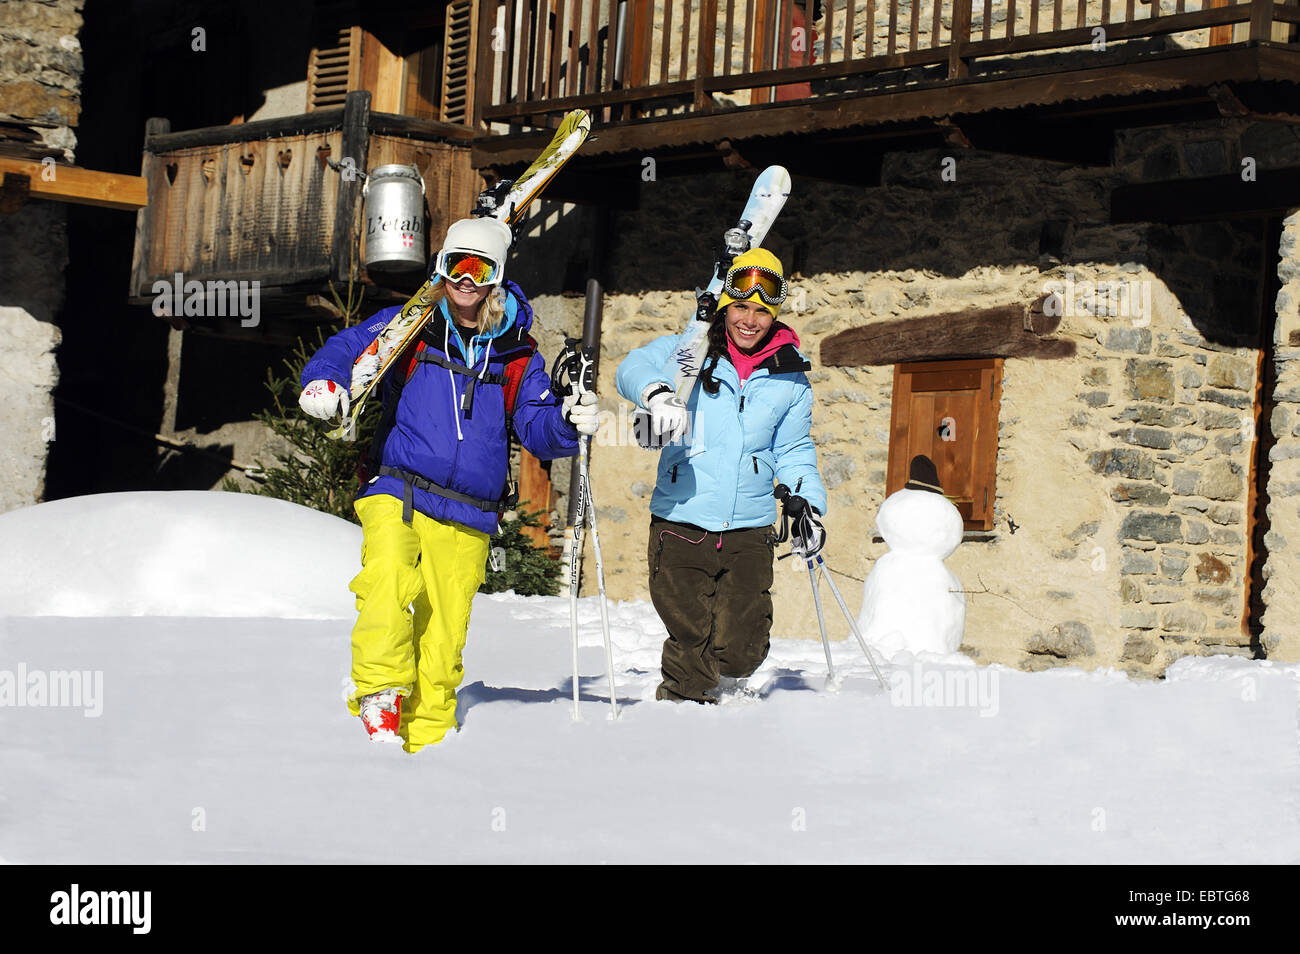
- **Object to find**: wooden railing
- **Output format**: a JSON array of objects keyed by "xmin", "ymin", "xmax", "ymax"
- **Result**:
[{"xmin": 477, "ymin": 0, "xmax": 1300, "ymax": 124}]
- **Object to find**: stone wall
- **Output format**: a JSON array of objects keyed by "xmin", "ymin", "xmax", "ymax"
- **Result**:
[
  {"xmin": 0, "ymin": 307, "xmax": 60, "ymax": 511},
  {"xmin": 0, "ymin": 0, "xmax": 84, "ymax": 514},
  {"xmin": 516, "ymin": 117, "xmax": 1297, "ymax": 674},
  {"xmin": 1261, "ymin": 210, "xmax": 1300, "ymax": 662},
  {"xmin": 0, "ymin": 0, "xmax": 83, "ymax": 161}
]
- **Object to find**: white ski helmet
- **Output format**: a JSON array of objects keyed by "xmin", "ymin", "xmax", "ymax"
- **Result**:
[{"xmin": 434, "ymin": 216, "xmax": 513, "ymax": 286}]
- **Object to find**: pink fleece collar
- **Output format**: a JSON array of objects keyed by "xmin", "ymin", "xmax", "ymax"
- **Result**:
[{"xmin": 727, "ymin": 322, "xmax": 801, "ymax": 384}]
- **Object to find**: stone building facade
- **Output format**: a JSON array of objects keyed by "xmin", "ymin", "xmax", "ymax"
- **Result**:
[
  {"xmin": 0, "ymin": 0, "xmax": 83, "ymax": 513},
  {"xmin": 514, "ymin": 116, "xmax": 1300, "ymax": 675}
]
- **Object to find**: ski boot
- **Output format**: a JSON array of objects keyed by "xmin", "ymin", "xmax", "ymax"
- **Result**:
[
  {"xmin": 358, "ymin": 688, "xmax": 403, "ymax": 743},
  {"xmin": 707, "ymin": 676, "xmax": 760, "ymax": 705}
]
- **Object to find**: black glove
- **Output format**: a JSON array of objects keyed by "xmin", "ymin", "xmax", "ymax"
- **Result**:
[{"xmin": 774, "ymin": 485, "xmax": 826, "ymax": 559}]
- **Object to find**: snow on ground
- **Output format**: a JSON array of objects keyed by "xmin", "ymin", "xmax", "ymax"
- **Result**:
[
  {"xmin": 1, "ymin": 491, "xmax": 1298, "ymax": 863},
  {"xmin": 0, "ymin": 492, "xmax": 359, "ymax": 618}
]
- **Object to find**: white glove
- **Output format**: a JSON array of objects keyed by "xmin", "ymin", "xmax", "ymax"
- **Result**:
[
  {"xmin": 563, "ymin": 390, "xmax": 599, "ymax": 436},
  {"xmin": 640, "ymin": 383, "xmax": 689, "ymax": 446},
  {"xmin": 299, "ymin": 379, "xmax": 350, "ymax": 420}
]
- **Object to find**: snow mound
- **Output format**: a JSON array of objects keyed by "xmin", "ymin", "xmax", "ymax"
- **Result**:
[{"xmin": 0, "ymin": 491, "xmax": 361, "ymax": 618}]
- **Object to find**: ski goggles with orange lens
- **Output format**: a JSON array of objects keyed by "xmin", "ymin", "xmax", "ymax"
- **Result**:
[
  {"xmin": 724, "ymin": 265, "xmax": 787, "ymax": 306},
  {"xmin": 437, "ymin": 249, "xmax": 503, "ymax": 286}
]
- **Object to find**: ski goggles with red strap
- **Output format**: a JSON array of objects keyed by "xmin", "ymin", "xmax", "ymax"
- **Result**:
[
  {"xmin": 436, "ymin": 249, "xmax": 503, "ymax": 286},
  {"xmin": 723, "ymin": 264, "xmax": 787, "ymax": 306}
]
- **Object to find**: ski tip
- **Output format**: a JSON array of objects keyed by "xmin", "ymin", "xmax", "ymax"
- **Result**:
[
  {"xmin": 564, "ymin": 108, "xmax": 592, "ymax": 130},
  {"xmin": 757, "ymin": 164, "xmax": 792, "ymax": 195}
]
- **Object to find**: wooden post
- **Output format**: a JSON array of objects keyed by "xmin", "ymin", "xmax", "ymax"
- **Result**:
[
  {"xmin": 332, "ymin": 90, "xmax": 371, "ymax": 285},
  {"xmin": 695, "ymin": 0, "xmax": 718, "ymax": 112},
  {"xmin": 517, "ymin": 451, "xmax": 554, "ymax": 548},
  {"xmin": 1209, "ymin": 0, "xmax": 1233, "ymax": 45},
  {"xmin": 1249, "ymin": 0, "xmax": 1275, "ymax": 41},
  {"xmin": 129, "ymin": 117, "xmax": 169, "ymax": 301},
  {"xmin": 474, "ymin": 0, "xmax": 495, "ymax": 129},
  {"xmin": 160, "ymin": 327, "xmax": 184, "ymax": 437},
  {"xmin": 750, "ymin": 0, "xmax": 775, "ymax": 104},
  {"xmin": 949, "ymin": 0, "xmax": 972, "ymax": 79}
]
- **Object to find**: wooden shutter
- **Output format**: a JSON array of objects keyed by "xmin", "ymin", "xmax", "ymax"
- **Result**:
[
  {"xmin": 887, "ymin": 358, "xmax": 1002, "ymax": 532},
  {"xmin": 308, "ymin": 21, "xmax": 362, "ymax": 111},
  {"xmin": 441, "ymin": 0, "xmax": 477, "ymax": 125}
]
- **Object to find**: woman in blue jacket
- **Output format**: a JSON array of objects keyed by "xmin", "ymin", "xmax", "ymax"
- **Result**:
[
  {"xmin": 299, "ymin": 217, "xmax": 597, "ymax": 751},
  {"xmin": 616, "ymin": 248, "xmax": 827, "ymax": 703}
]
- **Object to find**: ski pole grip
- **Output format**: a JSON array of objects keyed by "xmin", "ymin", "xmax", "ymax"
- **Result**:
[{"xmin": 775, "ymin": 483, "xmax": 808, "ymax": 516}]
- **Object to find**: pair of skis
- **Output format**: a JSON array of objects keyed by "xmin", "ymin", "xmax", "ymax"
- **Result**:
[
  {"xmin": 327, "ymin": 109, "xmax": 593, "ymax": 441},
  {"xmin": 632, "ymin": 165, "xmax": 793, "ymax": 448}
]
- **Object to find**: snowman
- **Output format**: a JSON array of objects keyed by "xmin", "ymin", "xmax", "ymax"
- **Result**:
[{"xmin": 857, "ymin": 454, "xmax": 966, "ymax": 658}]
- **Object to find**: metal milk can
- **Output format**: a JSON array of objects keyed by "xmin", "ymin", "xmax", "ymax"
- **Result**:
[{"xmin": 362, "ymin": 164, "xmax": 426, "ymax": 273}]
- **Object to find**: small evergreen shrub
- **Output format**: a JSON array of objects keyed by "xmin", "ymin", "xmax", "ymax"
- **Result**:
[{"xmin": 482, "ymin": 508, "xmax": 562, "ymax": 597}]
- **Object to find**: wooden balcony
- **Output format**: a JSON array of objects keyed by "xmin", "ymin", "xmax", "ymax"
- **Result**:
[
  {"xmin": 472, "ymin": 0, "xmax": 1300, "ymax": 169},
  {"xmin": 128, "ymin": 92, "xmax": 479, "ymax": 322}
]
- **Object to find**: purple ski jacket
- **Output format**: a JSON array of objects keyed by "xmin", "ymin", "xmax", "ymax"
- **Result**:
[{"xmin": 302, "ymin": 280, "xmax": 578, "ymax": 534}]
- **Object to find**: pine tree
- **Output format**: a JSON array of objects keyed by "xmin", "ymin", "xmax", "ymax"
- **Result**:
[{"xmin": 482, "ymin": 508, "xmax": 562, "ymax": 596}]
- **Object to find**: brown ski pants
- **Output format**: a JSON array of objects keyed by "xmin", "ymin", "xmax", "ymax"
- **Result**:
[{"xmin": 647, "ymin": 516, "xmax": 776, "ymax": 703}]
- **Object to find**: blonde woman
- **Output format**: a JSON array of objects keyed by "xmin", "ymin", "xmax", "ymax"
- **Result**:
[{"xmin": 299, "ymin": 217, "xmax": 597, "ymax": 751}]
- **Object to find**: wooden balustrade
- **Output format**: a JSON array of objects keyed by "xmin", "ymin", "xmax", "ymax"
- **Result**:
[
  {"xmin": 478, "ymin": 0, "xmax": 1296, "ymax": 125},
  {"xmin": 129, "ymin": 93, "xmax": 478, "ymax": 302}
]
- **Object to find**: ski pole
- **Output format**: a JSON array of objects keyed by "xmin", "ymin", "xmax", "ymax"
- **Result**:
[
  {"xmin": 556, "ymin": 340, "xmax": 619, "ymax": 719},
  {"xmin": 580, "ymin": 434, "xmax": 619, "ymax": 719},
  {"xmin": 567, "ymin": 439, "xmax": 587, "ymax": 720},
  {"xmin": 814, "ymin": 556, "xmax": 888, "ymax": 690},
  {"xmin": 806, "ymin": 558, "xmax": 836, "ymax": 683}
]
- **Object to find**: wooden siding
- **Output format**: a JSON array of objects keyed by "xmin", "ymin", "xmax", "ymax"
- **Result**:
[
  {"xmin": 365, "ymin": 133, "xmax": 479, "ymax": 267},
  {"xmin": 133, "ymin": 131, "xmax": 341, "ymax": 292},
  {"xmin": 130, "ymin": 98, "xmax": 480, "ymax": 302}
]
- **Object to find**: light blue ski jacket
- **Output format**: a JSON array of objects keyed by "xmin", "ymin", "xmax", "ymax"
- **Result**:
[{"xmin": 616, "ymin": 332, "xmax": 827, "ymax": 531}]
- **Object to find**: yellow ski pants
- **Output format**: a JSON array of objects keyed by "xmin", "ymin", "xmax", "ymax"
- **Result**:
[{"xmin": 346, "ymin": 493, "xmax": 489, "ymax": 752}]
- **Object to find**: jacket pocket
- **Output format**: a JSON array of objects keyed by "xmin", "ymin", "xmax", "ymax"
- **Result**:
[{"xmin": 749, "ymin": 450, "xmax": 777, "ymax": 493}]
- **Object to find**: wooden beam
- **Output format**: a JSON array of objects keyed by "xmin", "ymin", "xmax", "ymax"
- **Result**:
[
  {"xmin": 149, "ymin": 109, "xmax": 345, "ymax": 151},
  {"xmin": 146, "ymin": 110, "xmax": 473, "ymax": 153},
  {"xmin": 0, "ymin": 157, "xmax": 146, "ymax": 211},
  {"xmin": 821, "ymin": 296, "xmax": 1073, "ymax": 366},
  {"xmin": 1112, "ymin": 167, "xmax": 1300, "ymax": 224}
]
